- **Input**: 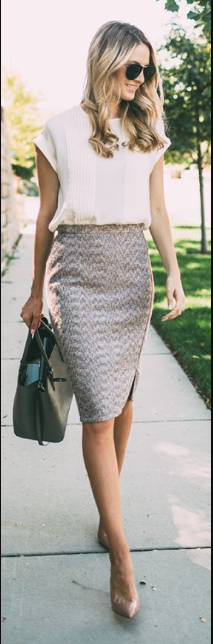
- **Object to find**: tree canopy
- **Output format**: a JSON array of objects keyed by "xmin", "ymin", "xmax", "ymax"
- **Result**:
[
  {"xmin": 156, "ymin": 0, "xmax": 211, "ymax": 41},
  {"xmin": 157, "ymin": 18, "xmax": 211, "ymax": 252},
  {"xmin": 159, "ymin": 27, "xmax": 211, "ymax": 167}
]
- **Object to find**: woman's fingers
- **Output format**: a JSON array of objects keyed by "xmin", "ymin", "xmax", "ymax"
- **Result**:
[
  {"xmin": 161, "ymin": 307, "xmax": 184, "ymax": 322},
  {"xmin": 167, "ymin": 295, "xmax": 174, "ymax": 309},
  {"xmin": 161, "ymin": 286, "xmax": 186, "ymax": 322},
  {"xmin": 30, "ymin": 315, "xmax": 42, "ymax": 334},
  {"xmin": 20, "ymin": 312, "xmax": 41, "ymax": 333},
  {"xmin": 162, "ymin": 298, "xmax": 186, "ymax": 321},
  {"xmin": 20, "ymin": 311, "xmax": 33, "ymax": 328}
]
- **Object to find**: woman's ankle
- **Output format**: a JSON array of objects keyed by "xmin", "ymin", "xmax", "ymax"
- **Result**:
[{"xmin": 109, "ymin": 542, "xmax": 130, "ymax": 564}]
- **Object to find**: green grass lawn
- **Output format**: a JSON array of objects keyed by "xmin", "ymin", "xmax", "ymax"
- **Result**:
[{"xmin": 148, "ymin": 226, "xmax": 211, "ymax": 409}]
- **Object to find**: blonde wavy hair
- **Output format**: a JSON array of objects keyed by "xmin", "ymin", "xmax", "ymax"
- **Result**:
[{"xmin": 81, "ymin": 21, "xmax": 168, "ymax": 158}]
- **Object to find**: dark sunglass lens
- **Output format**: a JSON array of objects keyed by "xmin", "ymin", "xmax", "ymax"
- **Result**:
[
  {"xmin": 144, "ymin": 65, "xmax": 156, "ymax": 81},
  {"xmin": 126, "ymin": 64, "xmax": 142, "ymax": 80}
]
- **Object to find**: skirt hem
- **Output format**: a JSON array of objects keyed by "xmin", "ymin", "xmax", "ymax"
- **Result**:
[
  {"xmin": 78, "ymin": 369, "xmax": 140, "ymax": 423},
  {"xmin": 79, "ymin": 403, "xmax": 130, "ymax": 423}
]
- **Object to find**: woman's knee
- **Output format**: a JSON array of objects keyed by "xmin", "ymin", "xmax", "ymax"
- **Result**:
[
  {"xmin": 82, "ymin": 417, "xmax": 114, "ymax": 437},
  {"xmin": 115, "ymin": 399, "xmax": 132, "ymax": 420}
]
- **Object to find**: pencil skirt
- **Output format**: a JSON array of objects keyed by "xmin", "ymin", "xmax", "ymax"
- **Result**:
[{"xmin": 45, "ymin": 223, "xmax": 155, "ymax": 423}]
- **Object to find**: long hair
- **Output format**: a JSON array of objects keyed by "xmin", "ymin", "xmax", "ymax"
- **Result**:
[{"xmin": 81, "ymin": 21, "xmax": 168, "ymax": 158}]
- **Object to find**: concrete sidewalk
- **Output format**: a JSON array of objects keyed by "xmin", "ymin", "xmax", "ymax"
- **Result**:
[{"xmin": 1, "ymin": 225, "xmax": 211, "ymax": 644}]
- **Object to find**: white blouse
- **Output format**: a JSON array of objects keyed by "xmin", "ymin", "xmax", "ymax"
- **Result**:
[{"xmin": 33, "ymin": 104, "xmax": 171, "ymax": 232}]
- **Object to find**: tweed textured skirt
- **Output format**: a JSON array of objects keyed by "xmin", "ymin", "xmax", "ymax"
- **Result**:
[{"xmin": 45, "ymin": 223, "xmax": 155, "ymax": 423}]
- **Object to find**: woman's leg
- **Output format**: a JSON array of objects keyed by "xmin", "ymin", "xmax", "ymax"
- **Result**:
[
  {"xmin": 82, "ymin": 418, "xmax": 127, "ymax": 549},
  {"xmin": 114, "ymin": 399, "xmax": 133, "ymax": 473},
  {"xmin": 98, "ymin": 400, "xmax": 133, "ymax": 536},
  {"xmin": 82, "ymin": 418, "xmax": 138, "ymax": 600}
]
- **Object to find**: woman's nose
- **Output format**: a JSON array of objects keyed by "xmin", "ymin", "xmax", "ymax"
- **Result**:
[{"xmin": 137, "ymin": 69, "xmax": 145, "ymax": 83}]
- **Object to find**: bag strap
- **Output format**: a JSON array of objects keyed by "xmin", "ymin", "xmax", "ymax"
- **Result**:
[
  {"xmin": 34, "ymin": 322, "xmax": 63, "ymax": 446},
  {"xmin": 35, "ymin": 388, "xmax": 50, "ymax": 447},
  {"xmin": 35, "ymin": 389, "xmax": 43, "ymax": 446},
  {"xmin": 36, "ymin": 317, "xmax": 65, "ymax": 361},
  {"xmin": 34, "ymin": 328, "xmax": 53, "ymax": 373},
  {"xmin": 39, "ymin": 319, "xmax": 65, "ymax": 362},
  {"xmin": 21, "ymin": 330, "xmax": 34, "ymax": 365},
  {"xmin": 37, "ymin": 317, "xmax": 56, "ymax": 340},
  {"xmin": 20, "ymin": 317, "xmax": 54, "ymax": 365}
]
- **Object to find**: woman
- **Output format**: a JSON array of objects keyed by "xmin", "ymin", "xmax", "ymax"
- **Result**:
[{"xmin": 21, "ymin": 21, "xmax": 186, "ymax": 619}]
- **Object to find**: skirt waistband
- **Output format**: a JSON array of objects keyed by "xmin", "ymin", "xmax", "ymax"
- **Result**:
[{"xmin": 57, "ymin": 223, "xmax": 145, "ymax": 234}]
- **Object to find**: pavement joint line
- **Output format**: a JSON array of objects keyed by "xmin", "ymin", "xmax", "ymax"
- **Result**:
[
  {"xmin": 1, "ymin": 546, "xmax": 211, "ymax": 559},
  {"xmin": 130, "ymin": 418, "xmax": 211, "ymax": 423},
  {"xmin": 1, "ymin": 419, "xmax": 211, "ymax": 428}
]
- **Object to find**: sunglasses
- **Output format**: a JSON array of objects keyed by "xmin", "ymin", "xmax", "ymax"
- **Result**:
[{"xmin": 125, "ymin": 63, "xmax": 156, "ymax": 82}]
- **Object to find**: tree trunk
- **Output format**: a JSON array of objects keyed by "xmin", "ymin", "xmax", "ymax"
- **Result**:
[{"xmin": 197, "ymin": 144, "xmax": 208, "ymax": 254}]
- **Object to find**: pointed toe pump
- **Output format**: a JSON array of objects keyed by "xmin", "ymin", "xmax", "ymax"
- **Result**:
[
  {"xmin": 109, "ymin": 551, "xmax": 141, "ymax": 619},
  {"xmin": 111, "ymin": 593, "xmax": 141, "ymax": 619}
]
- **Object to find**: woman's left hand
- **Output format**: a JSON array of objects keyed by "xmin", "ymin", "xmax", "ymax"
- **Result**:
[{"xmin": 161, "ymin": 274, "xmax": 186, "ymax": 322}]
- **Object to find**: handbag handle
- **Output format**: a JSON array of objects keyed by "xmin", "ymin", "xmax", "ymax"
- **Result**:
[
  {"xmin": 35, "ymin": 326, "xmax": 67, "ymax": 390},
  {"xmin": 35, "ymin": 318, "xmax": 65, "ymax": 365},
  {"xmin": 20, "ymin": 317, "xmax": 55, "ymax": 366},
  {"xmin": 36, "ymin": 317, "xmax": 56, "ymax": 340},
  {"xmin": 21, "ymin": 318, "xmax": 66, "ymax": 390},
  {"xmin": 34, "ymin": 328, "xmax": 54, "ymax": 374},
  {"xmin": 34, "ymin": 320, "xmax": 68, "ymax": 445}
]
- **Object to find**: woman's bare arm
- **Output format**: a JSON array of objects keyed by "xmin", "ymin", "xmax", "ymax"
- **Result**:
[
  {"xmin": 149, "ymin": 156, "xmax": 186, "ymax": 321},
  {"xmin": 20, "ymin": 148, "xmax": 60, "ymax": 333}
]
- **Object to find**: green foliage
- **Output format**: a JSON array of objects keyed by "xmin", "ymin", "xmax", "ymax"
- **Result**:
[
  {"xmin": 164, "ymin": 0, "xmax": 179, "ymax": 10},
  {"xmin": 148, "ymin": 227, "xmax": 211, "ymax": 407},
  {"xmin": 156, "ymin": 0, "xmax": 211, "ymax": 41},
  {"xmin": 1, "ymin": 71, "xmax": 43, "ymax": 180},
  {"xmin": 159, "ymin": 28, "xmax": 211, "ymax": 168}
]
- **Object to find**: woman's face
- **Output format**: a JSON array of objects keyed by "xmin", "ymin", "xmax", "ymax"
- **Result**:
[{"xmin": 113, "ymin": 42, "xmax": 151, "ymax": 102}]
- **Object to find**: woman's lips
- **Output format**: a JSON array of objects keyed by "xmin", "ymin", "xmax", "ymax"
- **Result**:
[{"xmin": 125, "ymin": 84, "xmax": 137, "ymax": 90}]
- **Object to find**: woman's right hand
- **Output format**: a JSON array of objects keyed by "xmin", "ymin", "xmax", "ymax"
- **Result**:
[{"xmin": 20, "ymin": 294, "xmax": 44, "ymax": 334}]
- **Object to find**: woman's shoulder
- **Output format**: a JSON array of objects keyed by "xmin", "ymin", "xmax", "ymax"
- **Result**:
[{"xmin": 45, "ymin": 104, "xmax": 82, "ymax": 134}]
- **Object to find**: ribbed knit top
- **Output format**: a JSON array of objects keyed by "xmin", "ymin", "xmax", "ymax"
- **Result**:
[{"xmin": 33, "ymin": 104, "xmax": 171, "ymax": 232}]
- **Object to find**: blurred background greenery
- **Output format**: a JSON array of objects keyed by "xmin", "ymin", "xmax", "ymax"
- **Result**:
[{"xmin": 148, "ymin": 225, "xmax": 211, "ymax": 408}]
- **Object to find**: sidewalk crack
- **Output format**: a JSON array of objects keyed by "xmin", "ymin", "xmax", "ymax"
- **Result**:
[{"xmin": 1, "ymin": 545, "xmax": 211, "ymax": 559}]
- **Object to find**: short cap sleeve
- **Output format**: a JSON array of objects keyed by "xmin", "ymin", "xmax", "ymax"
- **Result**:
[
  {"xmin": 149, "ymin": 117, "xmax": 171, "ymax": 173},
  {"xmin": 33, "ymin": 123, "xmax": 58, "ymax": 173}
]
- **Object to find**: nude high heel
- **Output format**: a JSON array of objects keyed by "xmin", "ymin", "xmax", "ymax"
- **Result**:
[
  {"xmin": 109, "ymin": 551, "xmax": 141, "ymax": 619},
  {"xmin": 110, "ymin": 590, "xmax": 141, "ymax": 619},
  {"xmin": 98, "ymin": 526, "xmax": 141, "ymax": 617}
]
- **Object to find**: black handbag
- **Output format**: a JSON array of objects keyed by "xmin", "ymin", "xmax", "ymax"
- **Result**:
[{"xmin": 13, "ymin": 316, "xmax": 73, "ymax": 446}]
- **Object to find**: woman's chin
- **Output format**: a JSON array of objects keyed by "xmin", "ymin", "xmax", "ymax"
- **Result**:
[{"xmin": 122, "ymin": 91, "xmax": 135, "ymax": 101}]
